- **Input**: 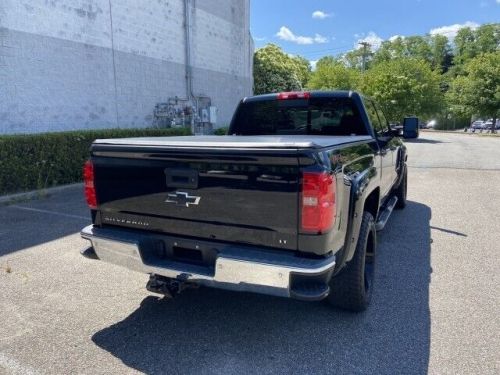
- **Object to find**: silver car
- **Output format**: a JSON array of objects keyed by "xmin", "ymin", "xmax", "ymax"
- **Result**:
[{"xmin": 471, "ymin": 120, "xmax": 484, "ymax": 130}]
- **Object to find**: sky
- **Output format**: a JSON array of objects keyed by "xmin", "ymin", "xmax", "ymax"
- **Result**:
[{"xmin": 250, "ymin": 0, "xmax": 500, "ymax": 66}]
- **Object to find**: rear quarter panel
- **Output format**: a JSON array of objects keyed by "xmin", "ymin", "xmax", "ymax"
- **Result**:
[{"xmin": 297, "ymin": 140, "xmax": 380, "ymax": 261}]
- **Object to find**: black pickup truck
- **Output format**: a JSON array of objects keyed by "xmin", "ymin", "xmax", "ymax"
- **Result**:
[{"xmin": 81, "ymin": 91, "xmax": 408, "ymax": 312}]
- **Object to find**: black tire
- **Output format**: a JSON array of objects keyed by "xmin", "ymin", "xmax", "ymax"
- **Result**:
[
  {"xmin": 395, "ymin": 166, "xmax": 407, "ymax": 209},
  {"xmin": 327, "ymin": 212, "xmax": 376, "ymax": 312}
]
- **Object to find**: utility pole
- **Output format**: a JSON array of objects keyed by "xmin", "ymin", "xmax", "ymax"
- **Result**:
[{"xmin": 358, "ymin": 42, "xmax": 371, "ymax": 72}]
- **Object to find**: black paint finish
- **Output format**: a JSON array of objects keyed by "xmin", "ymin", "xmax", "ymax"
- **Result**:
[{"xmin": 89, "ymin": 91, "xmax": 406, "ymax": 264}]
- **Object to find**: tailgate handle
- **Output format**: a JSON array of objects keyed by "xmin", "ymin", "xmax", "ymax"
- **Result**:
[{"xmin": 164, "ymin": 168, "xmax": 198, "ymax": 189}]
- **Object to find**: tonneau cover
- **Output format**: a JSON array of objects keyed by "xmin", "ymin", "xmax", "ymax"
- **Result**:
[{"xmin": 93, "ymin": 135, "xmax": 372, "ymax": 149}]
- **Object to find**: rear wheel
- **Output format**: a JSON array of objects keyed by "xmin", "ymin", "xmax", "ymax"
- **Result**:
[{"xmin": 327, "ymin": 212, "xmax": 376, "ymax": 312}]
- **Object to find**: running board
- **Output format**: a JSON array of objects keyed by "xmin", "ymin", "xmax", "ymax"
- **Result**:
[{"xmin": 375, "ymin": 196, "xmax": 398, "ymax": 231}]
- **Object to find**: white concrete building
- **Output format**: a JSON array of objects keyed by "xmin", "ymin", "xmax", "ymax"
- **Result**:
[{"xmin": 0, "ymin": 0, "xmax": 253, "ymax": 134}]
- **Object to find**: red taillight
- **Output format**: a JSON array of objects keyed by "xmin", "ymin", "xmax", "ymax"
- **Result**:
[
  {"xmin": 277, "ymin": 91, "xmax": 310, "ymax": 100},
  {"xmin": 301, "ymin": 171, "xmax": 336, "ymax": 233},
  {"xmin": 83, "ymin": 160, "xmax": 97, "ymax": 209}
]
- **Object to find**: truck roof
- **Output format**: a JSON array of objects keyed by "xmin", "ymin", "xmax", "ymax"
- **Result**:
[
  {"xmin": 93, "ymin": 135, "xmax": 372, "ymax": 149},
  {"xmin": 243, "ymin": 90, "xmax": 361, "ymax": 103}
]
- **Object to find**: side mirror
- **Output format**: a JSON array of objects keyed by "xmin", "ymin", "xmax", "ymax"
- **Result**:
[{"xmin": 403, "ymin": 117, "xmax": 419, "ymax": 139}]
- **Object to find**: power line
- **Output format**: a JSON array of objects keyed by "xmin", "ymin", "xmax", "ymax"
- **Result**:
[
  {"xmin": 301, "ymin": 48, "xmax": 354, "ymax": 59},
  {"xmin": 287, "ymin": 44, "xmax": 354, "ymax": 56}
]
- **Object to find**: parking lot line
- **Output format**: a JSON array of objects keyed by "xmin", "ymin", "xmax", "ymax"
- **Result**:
[{"xmin": 10, "ymin": 205, "xmax": 89, "ymax": 221}]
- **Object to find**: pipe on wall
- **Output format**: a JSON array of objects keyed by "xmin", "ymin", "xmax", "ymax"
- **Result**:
[{"xmin": 184, "ymin": 0, "xmax": 197, "ymax": 107}]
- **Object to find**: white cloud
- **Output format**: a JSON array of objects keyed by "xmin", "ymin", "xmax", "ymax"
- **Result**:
[
  {"xmin": 312, "ymin": 10, "xmax": 332, "ymax": 19},
  {"xmin": 276, "ymin": 26, "xmax": 328, "ymax": 45},
  {"xmin": 310, "ymin": 60, "xmax": 319, "ymax": 70},
  {"xmin": 355, "ymin": 31, "xmax": 384, "ymax": 50},
  {"xmin": 429, "ymin": 21, "xmax": 479, "ymax": 39},
  {"xmin": 389, "ymin": 35, "xmax": 404, "ymax": 42},
  {"xmin": 313, "ymin": 34, "xmax": 328, "ymax": 43},
  {"xmin": 253, "ymin": 36, "xmax": 267, "ymax": 42},
  {"xmin": 497, "ymin": 0, "xmax": 500, "ymax": 4}
]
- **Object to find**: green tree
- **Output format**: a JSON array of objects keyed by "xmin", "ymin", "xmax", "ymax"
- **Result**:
[
  {"xmin": 454, "ymin": 27, "xmax": 478, "ymax": 65},
  {"xmin": 344, "ymin": 47, "xmax": 373, "ymax": 70},
  {"xmin": 372, "ymin": 41, "xmax": 394, "ymax": 64},
  {"xmin": 361, "ymin": 58, "xmax": 443, "ymax": 122},
  {"xmin": 308, "ymin": 59, "xmax": 361, "ymax": 90},
  {"xmin": 315, "ymin": 55, "xmax": 338, "ymax": 69},
  {"xmin": 253, "ymin": 44, "xmax": 310, "ymax": 95},
  {"xmin": 405, "ymin": 36, "xmax": 432, "ymax": 62},
  {"xmin": 291, "ymin": 55, "xmax": 312, "ymax": 88},
  {"xmin": 374, "ymin": 36, "xmax": 440, "ymax": 68},
  {"xmin": 372, "ymin": 37, "xmax": 404, "ymax": 65},
  {"xmin": 388, "ymin": 36, "xmax": 406, "ymax": 58},
  {"xmin": 454, "ymin": 24, "xmax": 500, "ymax": 67},
  {"xmin": 447, "ymin": 52, "xmax": 500, "ymax": 132},
  {"xmin": 429, "ymin": 34, "xmax": 453, "ymax": 73},
  {"xmin": 475, "ymin": 24, "xmax": 500, "ymax": 55}
]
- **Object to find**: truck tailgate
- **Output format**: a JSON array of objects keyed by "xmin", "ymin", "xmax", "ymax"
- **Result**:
[{"xmin": 92, "ymin": 146, "xmax": 300, "ymax": 250}]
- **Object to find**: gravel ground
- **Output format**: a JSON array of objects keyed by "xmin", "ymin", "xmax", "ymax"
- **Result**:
[{"xmin": 0, "ymin": 132, "xmax": 498, "ymax": 374}]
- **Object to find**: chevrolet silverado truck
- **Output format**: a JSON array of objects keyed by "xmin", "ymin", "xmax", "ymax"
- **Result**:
[{"xmin": 81, "ymin": 91, "xmax": 408, "ymax": 312}]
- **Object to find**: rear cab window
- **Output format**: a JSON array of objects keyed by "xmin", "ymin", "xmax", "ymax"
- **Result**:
[
  {"xmin": 364, "ymin": 99, "xmax": 384, "ymax": 137},
  {"xmin": 364, "ymin": 98, "xmax": 391, "ymax": 137},
  {"xmin": 373, "ymin": 102, "xmax": 391, "ymax": 136},
  {"xmin": 229, "ymin": 97, "xmax": 369, "ymax": 136}
]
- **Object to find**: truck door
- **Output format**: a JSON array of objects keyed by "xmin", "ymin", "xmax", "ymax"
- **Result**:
[
  {"xmin": 364, "ymin": 99, "xmax": 394, "ymax": 197},
  {"xmin": 373, "ymin": 103, "xmax": 399, "ymax": 188}
]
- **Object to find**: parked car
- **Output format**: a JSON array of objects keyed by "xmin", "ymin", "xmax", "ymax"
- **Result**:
[
  {"xmin": 483, "ymin": 120, "xmax": 494, "ymax": 130},
  {"xmin": 80, "ymin": 90, "xmax": 409, "ymax": 312},
  {"xmin": 471, "ymin": 120, "xmax": 484, "ymax": 130},
  {"xmin": 426, "ymin": 120, "xmax": 436, "ymax": 129}
]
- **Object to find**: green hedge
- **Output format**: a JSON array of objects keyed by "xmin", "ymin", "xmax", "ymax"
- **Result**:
[
  {"xmin": 213, "ymin": 127, "xmax": 229, "ymax": 135},
  {"xmin": 0, "ymin": 127, "xmax": 191, "ymax": 195}
]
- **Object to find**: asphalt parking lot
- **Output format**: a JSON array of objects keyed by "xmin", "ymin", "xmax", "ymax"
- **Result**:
[{"xmin": 1, "ymin": 132, "xmax": 499, "ymax": 375}]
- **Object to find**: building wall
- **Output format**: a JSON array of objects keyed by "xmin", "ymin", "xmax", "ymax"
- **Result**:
[{"xmin": 0, "ymin": 0, "xmax": 253, "ymax": 134}]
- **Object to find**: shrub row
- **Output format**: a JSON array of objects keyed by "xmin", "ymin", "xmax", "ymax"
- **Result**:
[
  {"xmin": 0, "ymin": 127, "xmax": 191, "ymax": 195},
  {"xmin": 213, "ymin": 127, "xmax": 229, "ymax": 135}
]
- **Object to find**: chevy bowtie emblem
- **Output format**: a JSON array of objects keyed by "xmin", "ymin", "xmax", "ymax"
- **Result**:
[{"xmin": 166, "ymin": 191, "xmax": 201, "ymax": 207}]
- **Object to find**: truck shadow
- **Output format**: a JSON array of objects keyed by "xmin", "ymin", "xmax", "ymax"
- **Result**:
[
  {"xmin": 0, "ymin": 186, "xmax": 90, "ymax": 257},
  {"xmin": 404, "ymin": 138, "xmax": 444, "ymax": 144},
  {"xmin": 92, "ymin": 201, "xmax": 432, "ymax": 374}
]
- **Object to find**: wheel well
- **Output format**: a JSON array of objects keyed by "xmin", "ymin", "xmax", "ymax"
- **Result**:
[
  {"xmin": 364, "ymin": 188, "xmax": 380, "ymax": 220},
  {"xmin": 366, "ymin": 228, "xmax": 375, "ymax": 257}
]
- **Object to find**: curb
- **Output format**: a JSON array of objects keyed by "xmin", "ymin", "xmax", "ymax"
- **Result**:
[
  {"xmin": 0, "ymin": 183, "xmax": 83, "ymax": 205},
  {"xmin": 421, "ymin": 130, "xmax": 500, "ymax": 137}
]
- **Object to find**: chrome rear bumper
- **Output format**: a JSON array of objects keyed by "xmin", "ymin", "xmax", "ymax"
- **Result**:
[{"xmin": 81, "ymin": 225, "xmax": 336, "ymax": 300}]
